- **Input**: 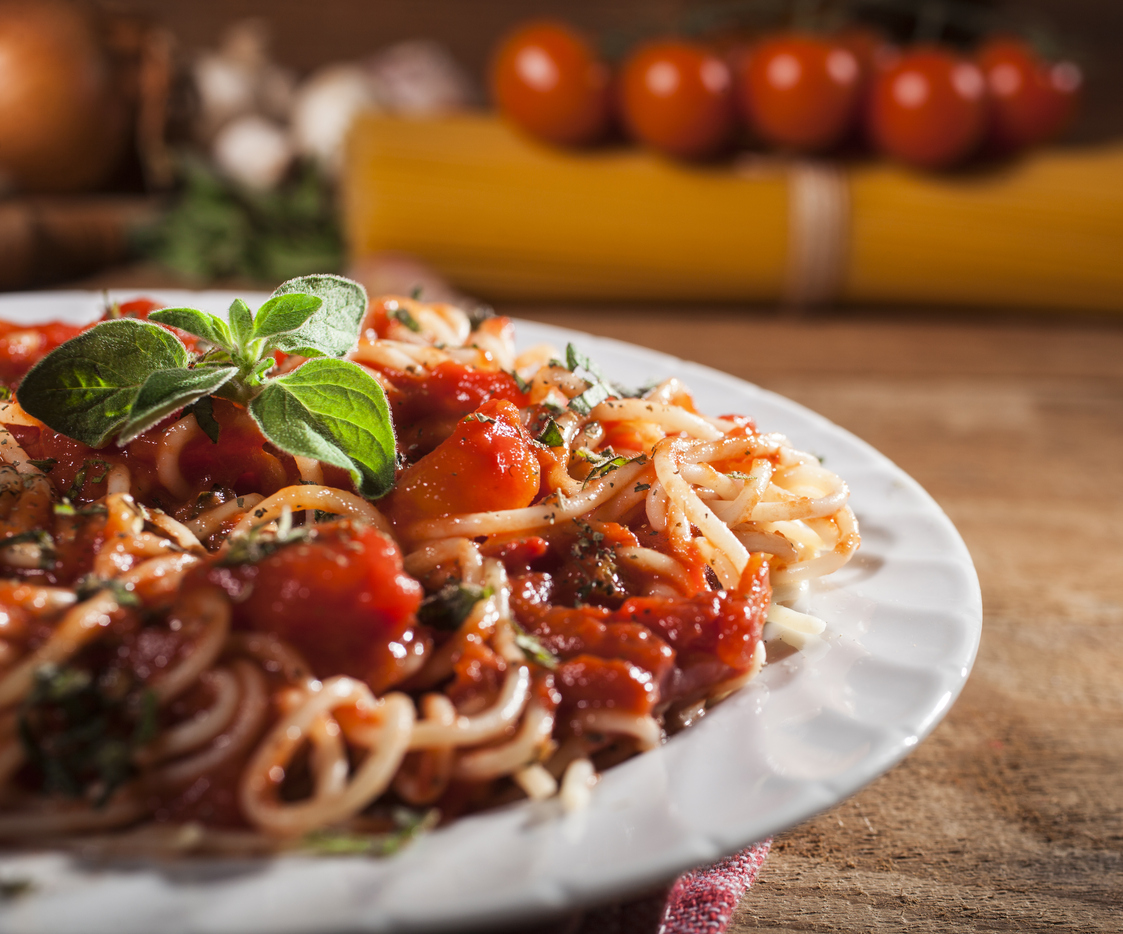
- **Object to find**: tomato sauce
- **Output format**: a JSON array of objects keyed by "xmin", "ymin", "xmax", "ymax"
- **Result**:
[
  {"xmin": 3, "ymin": 310, "xmax": 771, "ymax": 749},
  {"xmin": 192, "ymin": 520, "xmax": 425, "ymax": 694},
  {"xmin": 0, "ymin": 298, "xmax": 193, "ymax": 389}
]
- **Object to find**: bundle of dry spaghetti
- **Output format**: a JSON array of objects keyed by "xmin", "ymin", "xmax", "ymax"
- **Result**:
[{"xmin": 343, "ymin": 113, "xmax": 1123, "ymax": 312}]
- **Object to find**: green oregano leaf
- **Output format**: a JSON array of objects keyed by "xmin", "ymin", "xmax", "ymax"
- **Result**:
[
  {"xmin": 228, "ymin": 298, "xmax": 255, "ymax": 348},
  {"xmin": 17, "ymin": 319, "xmax": 187, "ymax": 448},
  {"xmin": 266, "ymin": 275, "xmax": 368, "ymax": 358},
  {"xmin": 13, "ymin": 276, "xmax": 402, "ymax": 503},
  {"xmin": 251, "ymin": 293, "xmax": 323, "ymax": 341},
  {"xmin": 185, "ymin": 396, "xmax": 221, "ymax": 444},
  {"xmin": 148, "ymin": 307, "xmax": 234, "ymax": 351},
  {"xmin": 116, "ymin": 366, "xmax": 237, "ymax": 445},
  {"xmin": 249, "ymin": 358, "xmax": 396, "ymax": 499}
]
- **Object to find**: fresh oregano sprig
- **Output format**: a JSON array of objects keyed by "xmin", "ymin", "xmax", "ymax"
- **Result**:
[{"xmin": 18, "ymin": 275, "xmax": 397, "ymax": 500}]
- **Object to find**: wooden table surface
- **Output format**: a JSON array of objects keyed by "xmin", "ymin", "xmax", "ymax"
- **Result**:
[{"xmin": 501, "ymin": 304, "xmax": 1123, "ymax": 933}]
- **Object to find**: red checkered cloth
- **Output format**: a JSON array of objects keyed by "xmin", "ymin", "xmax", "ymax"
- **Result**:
[
  {"xmin": 657, "ymin": 840, "xmax": 772, "ymax": 934},
  {"xmin": 538, "ymin": 839, "xmax": 771, "ymax": 934}
]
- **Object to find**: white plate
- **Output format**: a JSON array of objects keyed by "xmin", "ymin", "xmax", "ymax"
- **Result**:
[{"xmin": 0, "ymin": 292, "xmax": 982, "ymax": 934}]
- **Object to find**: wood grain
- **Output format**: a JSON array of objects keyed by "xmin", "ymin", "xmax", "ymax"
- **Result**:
[{"xmin": 506, "ymin": 305, "xmax": 1123, "ymax": 932}]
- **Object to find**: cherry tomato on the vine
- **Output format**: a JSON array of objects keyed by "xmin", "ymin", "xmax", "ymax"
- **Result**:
[
  {"xmin": 736, "ymin": 33, "xmax": 861, "ymax": 152},
  {"xmin": 834, "ymin": 26, "xmax": 891, "ymax": 85},
  {"xmin": 977, "ymin": 37, "xmax": 1081, "ymax": 154},
  {"xmin": 490, "ymin": 20, "xmax": 613, "ymax": 147},
  {"xmin": 619, "ymin": 39, "xmax": 735, "ymax": 160},
  {"xmin": 868, "ymin": 46, "xmax": 987, "ymax": 170}
]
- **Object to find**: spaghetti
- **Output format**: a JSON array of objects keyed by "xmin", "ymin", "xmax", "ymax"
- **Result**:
[{"xmin": 0, "ymin": 293, "xmax": 858, "ymax": 852}]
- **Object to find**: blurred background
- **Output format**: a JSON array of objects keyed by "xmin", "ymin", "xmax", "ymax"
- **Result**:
[{"xmin": 0, "ymin": 0, "xmax": 1120, "ymax": 311}]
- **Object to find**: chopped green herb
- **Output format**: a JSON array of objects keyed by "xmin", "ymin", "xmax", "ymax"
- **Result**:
[
  {"xmin": 67, "ymin": 459, "xmax": 110, "ymax": 498},
  {"xmin": 509, "ymin": 619, "xmax": 559, "ymax": 670},
  {"xmin": 0, "ymin": 530, "xmax": 56, "ymax": 569},
  {"xmin": 302, "ymin": 807, "xmax": 438, "ymax": 856},
  {"xmin": 562, "ymin": 343, "xmax": 618, "ymax": 415},
  {"xmin": 221, "ymin": 516, "xmax": 312, "ymax": 566},
  {"xmin": 568, "ymin": 381, "xmax": 613, "ymax": 416},
  {"xmin": 575, "ymin": 448, "xmax": 632, "ymax": 484},
  {"xmin": 27, "ymin": 458, "xmax": 57, "ymax": 473},
  {"xmin": 18, "ymin": 665, "xmax": 157, "ymax": 805},
  {"xmin": 536, "ymin": 418, "xmax": 565, "ymax": 448},
  {"xmin": 634, "ymin": 482, "xmax": 651, "ymax": 492},
  {"xmin": 387, "ymin": 304, "xmax": 422, "ymax": 333},
  {"xmin": 565, "ymin": 344, "xmax": 608, "ymax": 382},
  {"xmin": 74, "ymin": 576, "xmax": 140, "ymax": 607},
  {"xmin": 506, "ymin": 369, "xmax": 530, "ymax": 394},
  {"xmin": 418, "ymin": 581, "xmax": 492, "ymax": 631},
  {"xmin": 52, "ymin": 499, "xmax": 108, "ymax": 518}
]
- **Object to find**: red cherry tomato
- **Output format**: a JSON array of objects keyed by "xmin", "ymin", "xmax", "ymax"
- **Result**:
[
  {"xmin": 977, "ymin": 38, "xmax": 1081, "ymax": 154},
  {"xmin": 619, "ymin": 40, "xmax": 735, "ymax": 160},
  {"xmin": 490, "ymin": 20, "xmax": 613, "ymax": 147},
  {"xmin": 384, "ymin": 398, "xmax": 542, "ymax": 530},
  {"xmin": 868, "ymin": 46, "xmax": 987, "ymax": 170},
  {"xmin": 736, "ymin": 33, "xmax": 861, "ymax": 152},
  {"xmin": 835, "ymin": 26, "xmax": 888, "ymax": 84}
]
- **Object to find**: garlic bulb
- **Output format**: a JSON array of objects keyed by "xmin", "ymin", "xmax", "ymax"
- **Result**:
[
  {"xmin": 211, "ymin": 114, "xmax": 293, "ymax": 189},
  {"xmin": 367, "ymin": 40, "xmax": 475, "ymax": 115},
  {"xmin": 192, "ymin": 19, "xmax": 295, "ymax": 141},
  {"xmin": 290, "ymin": 64, "xmax": 378, "ymax": 176}
]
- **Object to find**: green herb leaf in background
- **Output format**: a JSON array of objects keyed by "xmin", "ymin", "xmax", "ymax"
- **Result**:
[{"xmin": 138, "ymin": 157, "xmax": 344, "ymax": 284}]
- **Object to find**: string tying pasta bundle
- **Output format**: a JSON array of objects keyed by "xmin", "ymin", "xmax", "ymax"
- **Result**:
[{"xmin": 0, "ymin": 293, "xmax": 857, "ymax": 853}]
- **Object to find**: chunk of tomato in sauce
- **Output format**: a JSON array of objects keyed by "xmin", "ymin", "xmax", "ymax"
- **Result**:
[
  {"xmin": 176, "ymin": 399, "xmax": 298, "ymax": 499},
  {"xmin": 384, "ymin": 399, "xmax": 541, "ymax": 533},
  {"xmin": 387, "ymin": 361, "xmax": 530, "ymax": 459},
  {"xmin": 556, "ymin": 656, "xmax": 660, "ymax": 721},
  {"xmin": 192, "ymin": 520, "xmax": 424, "ymax": 693},
  {"xmin": 0, "ymin": 320, "xmax": 86, "ymax": 385},
  {"xmin": 617, "ymin": 555, "xmax": 770, "ymax": 671}
]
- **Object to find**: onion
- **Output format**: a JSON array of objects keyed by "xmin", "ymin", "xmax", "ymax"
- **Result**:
[{"xmin": 0, "ymin": 0, "xmax": 127, "ymax": 193}]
